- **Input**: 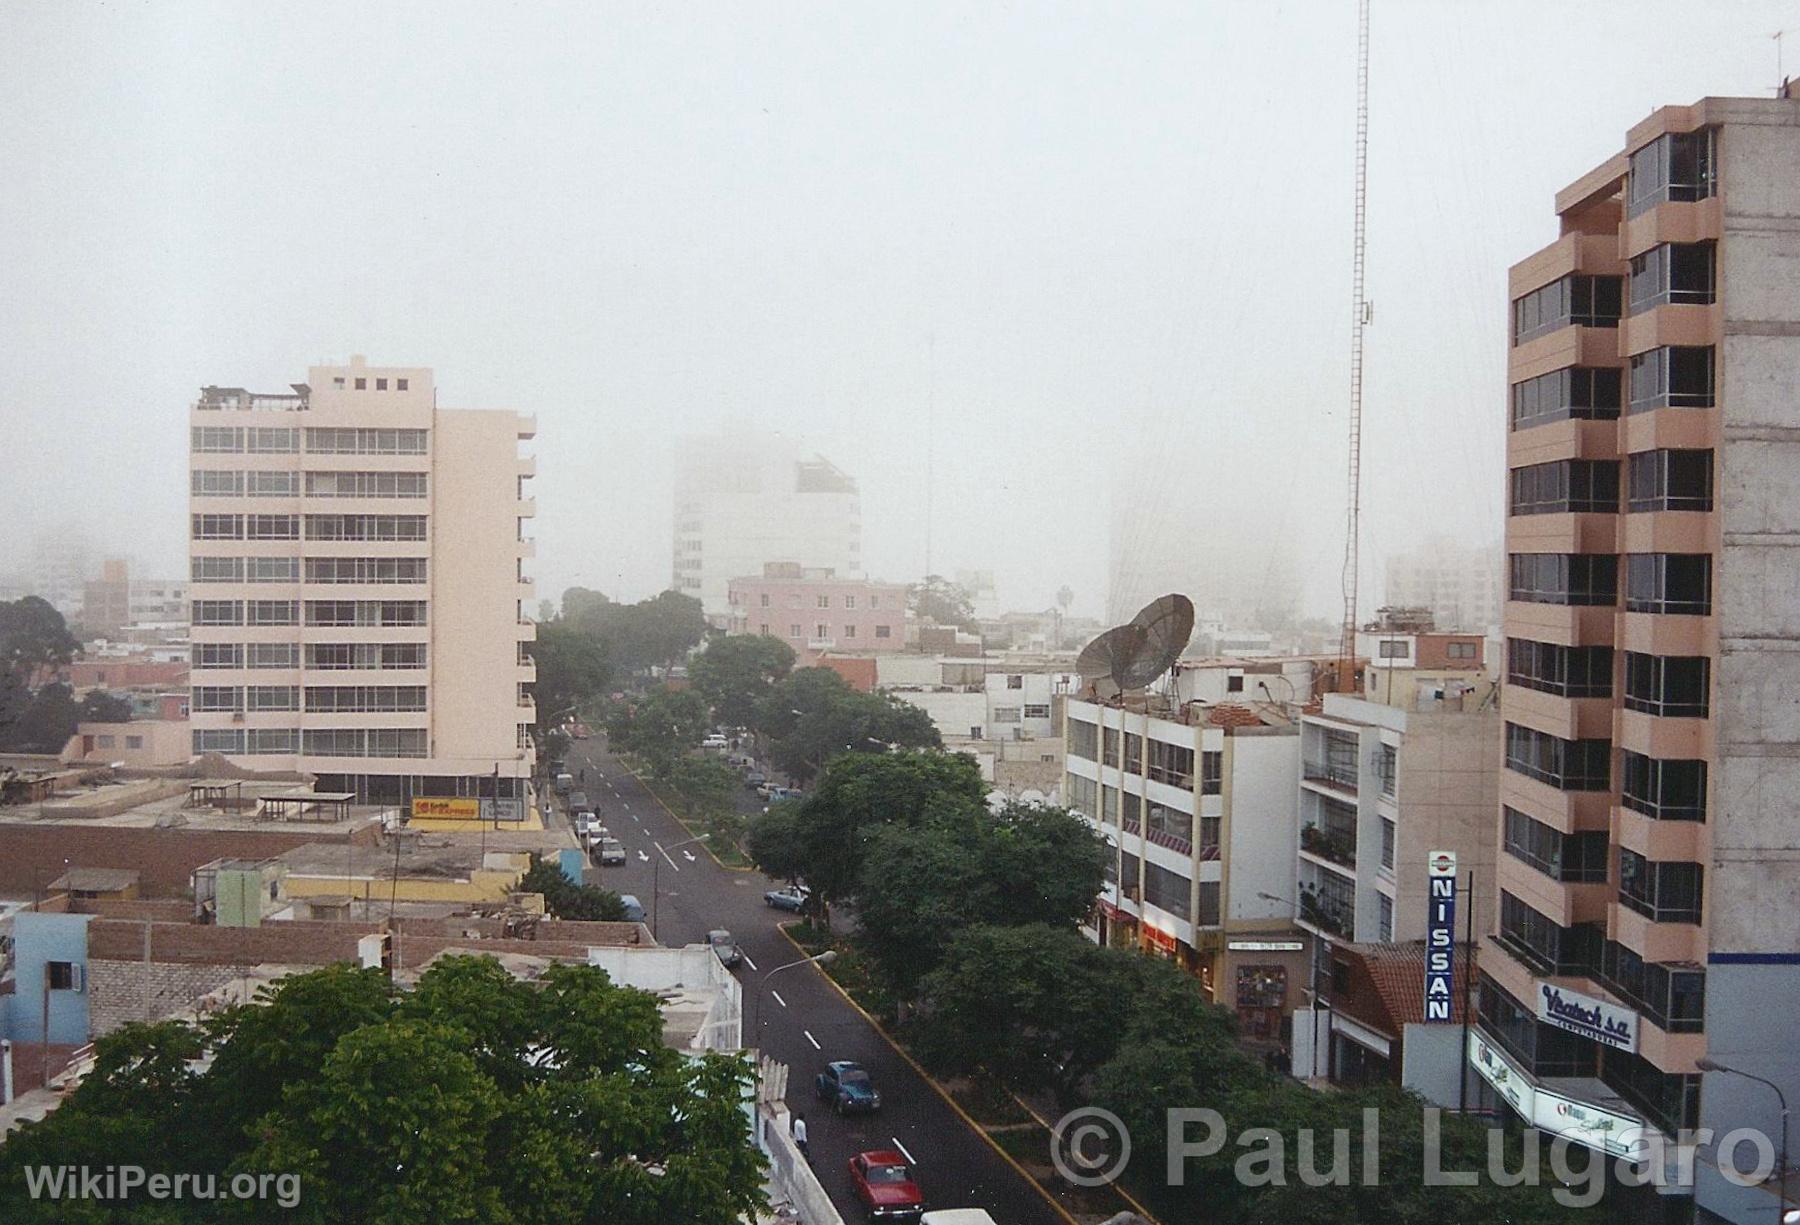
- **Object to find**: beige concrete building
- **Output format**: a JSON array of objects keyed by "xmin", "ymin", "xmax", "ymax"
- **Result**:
[
  {"xmin": 187, "ymin": 356, "xmax": 536, "ymax": 806},
  {"xmin": 1481, "ymin": 88, "xmax": 1800, "ymax": 1222}
]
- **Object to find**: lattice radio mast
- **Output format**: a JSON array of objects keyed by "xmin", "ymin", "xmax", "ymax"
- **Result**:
[{"xmin": 1338, "ymin": 0, "xmax": 1371, "ymax": 690}]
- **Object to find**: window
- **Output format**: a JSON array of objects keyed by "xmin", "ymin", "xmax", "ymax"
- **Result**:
[
  {"xmin": 1503, "ymin": 807, "xmax": 1609, "ymax": 882},
  {"xmin": 304, "ymin": 514, "xmax": 428, "ymax": 541},
  {"xmin": 1628, "ymin": 346, "xmax": 1714, "ymax": 412},
  {"xmin": 1509, "ymin": 460, "xmax": 1619, "ymax": 515},
  {"xmin": 193, "ymin": 643, "xmax": 243, "ymax": 669},
  {"xmin": 1505, "ymin": 722, "xmax": 1610, "ymax": 791},
  {"xmin": 245, "ymin": 514, "xmax": 299, "ymax": 540},
  {"xmin": 245, "ymin": 685, "xmax": 299, "ymax": 712},
  {"xmin": 1511, "ymin": 366, "xmax": 1623, "ymax": 431},
  {"xmin": 1619, "ymin": 849, "xmax": 1703, "ymax": 924},
  {"xmin": 1143, "ymin": 861, "xmax": 1191, "ymax": 919},
  {"xmin": 247, "ymin": 642, "xmax": 299, "ymax": 669},
  {"xmin": 1498, "ymin": 890, "xmax": 1603, "ymax": 977},
  {"xmin": 376, "ymin": 378, "xmax": 388, "ymax": 390},
  {"xmin": 1621, "ymin": 751, "xmax": 1706, "ymax": 822},
  {"xmin": 1508, "ymin": 553, "xmax": 1617, "ymax": 606},
  {"xmin": 1624, "ymin": 553, "xmax": 1710, "ymax": 615},
  {"xmin": 845, "ymin": 595, "xmax": 857, "ymax": 609},
  {"xmin": 125, "ymin": 735, "xmax": 143, "ymax": 749},
  {"xmin": 192, "ymin": 685, "xmax": 243, "ymax": 712},
  {"xmin": 1007, "ymin": 675, "xmax": 1024, "ymax": 689},
  {"xmin": 1377, "ymin": 744, "xmax": 1396, "ymax": 797},
  {"xmin": 874, "ymin": 625, "xmax": 891, "ymax": 639},
  {"xmin": 843, "ymin": 624, "xmax": 857, "ymax": 638},
  {"xmin": 397, "ymin": 378, "xmax": 409, "ymax": 390},
  {"xmin": 1023, "ymin": 703, "xmax": 1050, "ymax": 719},
  {"xmin": 1305, "ymin": 730, "xmax": 1359, "ymax": 788},
  {"xmin": 1200, "ymin": 750, "xmax": 1222, "ymax": 795},
  {"xmin": 192, "ymin": 513, "xmax": 244, "ymax": 540},
  {"xmin": 191, "ymin": 599, "xmax": 243, "ymax": 626},
  {"xmin": 245, "ymin": 470, "xmax": 299, "ymax": 496},
  {"xmin": 305, "ymin": 557, "xmax": 428, "ymax": 584},
  {"xmin": 1446, "ymin": 641, "xmax": 1479, "ymax": 660},
  {"xmin": 1068, "ymin": 719, "xmax": 1098, "ymax": 762},
  {"xmin": 1378, "ymin": 894, "xmax": 1394, "ymax": 942},
  {"xmin": 334, "ymin": 377, "xmax": 345, "ymax": 387},
  {"xmin": 759, "ymin": 593, "xmax": 770, "ymax": 607},
  {"xmin": 814, "ymin": 623, "xmax": 829, "ymax": 639},
  {"xmin": 304, "ymin": 470, "xmax": 428, "ymax": 498},
  {"xmin": 759, "ymin": 624, "xmax": 769, "ymax": 635},
  {"xmin": 191, "ymin": 426, "xmax": 244, "ymax": 453},
  {"xmin": 301, "ymin": 728, "xmax": 428, "ymax": 757},
  {"xmin": 1627, "ymin": 450, "xmax": 1712, "ymax": 513},
  {"xmin": 304, "ymin": 427, "xmax": 428, "ymax": 455},
  {"xmin": 789, "ymin": 624, "xmax": 801, "ymax": 638},
  {"xmin": 247, "ymin": 557, "xmax": 300, "ymax": 582},
  {"xmin": 192, "ymin": 556, "xmax": 244, "ymax": 583},
  {"xmin": 1624, "ymin": 652, "xmax": 1709, "ymax": 718},
  {"xmin": 817, "ymin": 594, "xmax": 830, "ymax": 609},
  {"xmin": 1102, "ymin": 727, "xmax": 1119, "ymax": 767},
  {"xmin": 245, "ymin": 599, "xmax": 299, "ymax": 626},
  {"xmin": 306, "ymin": 685, "xmax": 427, "ymax": 712},
  {"xmin": 1627, "ymin": 128, "xmax": 1716, "ymax": 217},
  {"xmin": 1226, "ymin": 674, "xmax": 1244, "ymax": 693},
  {"xmin": 244, "ymin": 728, "xmax": 299, "ymax": 754},
  {"xmin": 305, "ymin": 642, "xmax": 427, "ymax": 670},
  {"xmin": 1377, "ymin": 639, "xmax": 1410, "ymax": 659},
  {"xmin": 246, "ymin": 427, "xmax": 299, "ymax": 454},
  {"xmin": 46, "ymin": 961, "xmax": 79, "ymax": 991},
  {"xmin": 305, "ymin": 600, "xmax": 428, "ymax": 627},
  {"xmin": 1512, "ymin": 274, "xmax": 1623, "ymax": 345},
  {"xmin": 1478, "ymin": 973, "xmax": 1594, "ymax": 1078},
  {"xmin": 1628, "ymin": 242, "xmax": 1716, "ymax": 314},
  {"xmin": 1600, "ymin": 941, "xmax": 1705, "ymax": 1034},
  {"xmin": 1147, "ymin": 738, "xmax": 1195, "ymax": 787},
  {"xmin": 1507, "ymin": 638, "xmax": 1613, "ymax": 698},
  {"xmin": 192, "ymin": 469, "xmax": 245, "ymax": 497},
  {"xmin": 354, "ymin": 377, "xmax": 367, "ymax": 389},
  {"xmin": 992, "ymin": 705, "xmax": 1021, "ymax": 725}
]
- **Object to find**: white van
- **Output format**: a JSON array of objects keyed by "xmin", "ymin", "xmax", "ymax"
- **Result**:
[{"xmin": 922, "ymin": 1212, "xmax": 1000, "ymax": 1225}]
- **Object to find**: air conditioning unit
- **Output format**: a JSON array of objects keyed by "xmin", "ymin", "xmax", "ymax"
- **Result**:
[{"xmin": 70, "ymin": 964, "xmax": 86, "ymax": 993}]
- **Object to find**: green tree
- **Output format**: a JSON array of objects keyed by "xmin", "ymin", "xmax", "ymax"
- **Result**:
[
  {"xmin": 0, "ymin": 681, "xmax": 80, "ymax": 753},
  {"xmin": 908, "ymin": 574, "xmax": 976, "ymax": 630},
  {"xmin": 0, "ymin": 595, "xmax": 80, "ymax": 690},
  {"xmin": 79, "ymin": 689, "xmax": 134, "ymax": 723},
  {"xmin": 755, "ymin": 667, "xmax": 940, "ymax": 785},
  {"xmin": 520, "ymin": 855, "xmax": 626, "ymax": 921},
  {"xmin": 571, "ymin": 590, "xmax": 705, "ymax": 677},
  {"xmin": 666, "ymin": 754, "xmax": 736, "ymax": 818},
  {"xmin": 853, "ymin": 801, "xmax": 1105, "ymax": 1000},
  {"xmin": 607, "ymin": 687, "xmax": 709, "ymax": 777},
  {"xmin": 688, "ymin": 634, "xmax": 795, "ymax": 729},
  {"xmin": 528, "ymin": 619, "xmax": 613, "ymax": 743},
  {"xmin": 744, "ymin": 799, "xmax": 807, "ymax": 884}
]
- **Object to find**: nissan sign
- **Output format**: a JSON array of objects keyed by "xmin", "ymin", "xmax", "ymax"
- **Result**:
[{"xmin": 1424, "ymin": 850, "xmax": 1457, "ymax": 1022}]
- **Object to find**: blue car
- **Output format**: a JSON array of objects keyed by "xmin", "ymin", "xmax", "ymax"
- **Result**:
[{"xmin": 816, "ymin": 1060, "xmax": 881, "ymax": 1115}]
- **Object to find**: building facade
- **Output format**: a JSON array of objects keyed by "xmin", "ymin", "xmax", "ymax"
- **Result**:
[
  {"xmin": 81, "ymin": 559, "xmax": 187, "ymax": 638},
  {"xmin": 673, "ymin": 428, "xmax": 862, "ymax": 621},
  {"xmin": 1383, "ymin": 536, "xmax": 1503, "ymax": 635},
  {"xmin": 724, "ymin": 563, "xmax": 907, "ymax": 664},
  {"xmin": 186, "ymin": 356, "xmax": 537, "ymax": 805},
  {"xmin": 1480, "ymin": 89, "xmax": 1800, "ymax": 1223}
]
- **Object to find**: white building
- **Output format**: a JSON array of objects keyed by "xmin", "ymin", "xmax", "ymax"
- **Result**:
[
  {"xmin": 186, "ymin": 356, "xmax": 536, "ymax": 806},
  {"xmin": 673, "ymin": 428, "xmax": 861, "ymax": 622},
  {"xmin": 1382, "ymin": 537, "xmax": 1502, "ymax": 635}
]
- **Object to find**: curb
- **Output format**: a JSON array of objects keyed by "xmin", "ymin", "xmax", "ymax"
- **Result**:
[
  {"xmin": 1006, "ymin": 1094, "xmax": 1168, "ymax": 1225},
  {"xmin": 775, "ymin": 922, "xmax": 1084, "ymax": 1225},
  {"xmin": 623, "ymin": 763, "xmax": 757, "ymax": 874}
]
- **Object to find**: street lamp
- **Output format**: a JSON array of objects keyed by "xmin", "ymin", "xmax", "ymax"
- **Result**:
[
  {"xmin": 1696, "ymin": 1056, "xmax": 1791, "ymax": 1215},
  {"xmin": 651, "ymin": 835, "xmax": 705, "ymax": 940},
  {"xmin": 1259, "ymin": 889, "xmax": 1327, "ymax": 1083},
  {"xmin": 751, "ymin": 950, "xmax": 838, "ymax": 1047}
]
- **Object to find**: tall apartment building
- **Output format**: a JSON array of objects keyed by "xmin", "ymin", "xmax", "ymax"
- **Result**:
[
  {"xmin": 81, "ymin": 559, "xmax": 187, "ymax": 638},
  {"xmin": 1383, "ymin": 536, "xmax": 1503, "ymax": 634},
  {"xmin": 673, "ymin": 428, "xmax": 862, "ymax": 623},
  {"xmin": 187, "ymin": 357, "xmax": 537, "ymax": 806},
  {"xmin": 1479, "ymin": 89, "xmax": 1800, "ymax": 1224}
]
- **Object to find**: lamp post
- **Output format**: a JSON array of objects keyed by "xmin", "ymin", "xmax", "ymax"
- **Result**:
[
  {"xmin": 651, "ymin": 835, "xmax": 704, "ymax": 940},
  {"xmin": 1259, "ymin": 889, "xmax": 1327, "ymax": 1082},
  {"xmin": 751, "ymin": 950, "xmax": 838, "ymax": 1047},
  {"xmin": 1696, "ymin": 1056, "xmax": 1791, "ymax": 1215}
]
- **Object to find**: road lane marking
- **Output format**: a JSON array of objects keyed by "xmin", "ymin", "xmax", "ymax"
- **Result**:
[
  {"xmin": 654, "ymin": 842, "xmax": 679, "ymax": 871},
  {"xmin": 740, "ymin": 951, "xmax": 758, "ymax": 971},
  {"xmin": 636, "ymin": 850, "xmax": 650, "ymax": 862},
  {"xmin": 892, "ymin": 1137, "xmax": 917, "ymax": 1165},
  {"xmin": 682, "ymin": 850, "xmax": 696, "ymax": 862},
  {"xmin": 803, "ymin": 1029, "xmax": 820, "ymax": 1050},
  {"xmin": 770, "ymin": 989, "xmax": 785, "ymax": 1008}
]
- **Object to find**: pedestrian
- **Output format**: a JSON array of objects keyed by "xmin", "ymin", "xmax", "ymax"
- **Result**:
[
  {"xmin": 579, "ymin": 768, "xmax": 586, "ymax": 783},
  {"xmin": 791, "ymin": 1111, "xmax": 808, "ymax": 1160}
]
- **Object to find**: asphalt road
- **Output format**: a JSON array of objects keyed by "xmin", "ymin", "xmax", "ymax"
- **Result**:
[{"xmin": 560, "ymin": 736, "xmax": 1066, "ymax": 1225}]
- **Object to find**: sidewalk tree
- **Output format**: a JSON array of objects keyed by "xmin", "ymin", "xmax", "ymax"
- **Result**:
[
  {"xmin": 528, "ymin": 621, "xmax": 613, "ymax": 741},
  {"xmin": 520, "ymin": 856, "xmax": 626, "ymax": 922},
  {"xmin": 688, "ymin": 634, "xmax": 795, "ymax": 729},
  {"xmin": 755, "ymin": 667, "xmax": 940, "ymax": 785},
  {"xmin": 908, "ymin": 574, "xmax": 977, "ymax": 631},
  {"xmin": 569, "ymin": 589, "xmax": 705, "ymax": 677},
  {"xmin": 606, "ymin": 687, "xmax": 709, "ymax": 777}
]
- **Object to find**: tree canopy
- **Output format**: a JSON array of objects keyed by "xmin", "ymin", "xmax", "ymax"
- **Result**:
[
  {"xmin": 754, "ymin": 667, "xmax": 940, "ymax": 785},
  {"xmin": 566, "ymin": 590, "xmax": 706, "ymax": 677},
  {"xmin": 606, "ymin": 687, "xmax": 710, "ymax": 778},
  {"xmin": 908, "ymin": 574, "xmax": 977, "ymax": 630},
  {"xmin": 0, "ymin": 958, "xmax": 765, "ymax": 1225},
  {"xmin": 0, "ymin": 597, "xmax": 84, "ymax": 754},
  {"xmin": 688, "ymin": 634, "xmax": 795, "ymax": 729},
  {"xmin": 519, "ymin": 856, "xmax": 627, "ymax": 922}
]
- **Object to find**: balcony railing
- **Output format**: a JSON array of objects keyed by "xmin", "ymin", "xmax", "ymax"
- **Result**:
[
  {"xmin": 1300, "ymin": 891, "xmax": 1353, "ymax": 939},
  {"xmin": 1303, "ymin": 760, "xmax": 1359, "ymax": 790},
  {"xmin": 1301, "ymin": 823, "xmax": 1356, "ymax": 868}
]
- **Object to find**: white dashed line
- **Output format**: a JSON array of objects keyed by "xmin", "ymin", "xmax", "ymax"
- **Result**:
[
  {"xmin": 803, "ymin": 1030, "xmax": 820, "ymax": 1050},
  {"xmin": 770, "ymin": 990, "xmax": 785, "ymax": 1008},
  {"xmin": 740, "ymin": 951, "xmax": 758, "ymax": 971},
  {"xmin": 891, "ymin": 1137, "xmax": 917, "ymax": 1165},
  {"xmin": 654, "ymin": 842, "xmax": 679, "ymax": 871}
]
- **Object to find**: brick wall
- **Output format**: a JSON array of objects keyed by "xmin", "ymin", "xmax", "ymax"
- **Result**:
[
  {"xmin": 85, "ymin": 918, "xmax": 381, "ymax": 966},
  {"xmin": 0, "ymin": 825, "xmax": 370, "ymax": 899},
  {"xmin": 87, "ymin": 959, "xmax": 240, "ymax": 1036}
]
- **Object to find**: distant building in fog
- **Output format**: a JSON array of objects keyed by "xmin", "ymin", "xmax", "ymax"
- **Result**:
[
  {"xmin": 673, "ymin": 428, "xmax": 862, "ymax": 622},
  {"xmin": 1106, "ymin": 482, "xmax": 1298, "ymax": 633},
  {"xmin": 1381, "ymin": 537, "xmax": 1500, "ymax": 633},
  {"xmin": 725, "ymin": 563, "xmax": 908, "ymax": 665}
]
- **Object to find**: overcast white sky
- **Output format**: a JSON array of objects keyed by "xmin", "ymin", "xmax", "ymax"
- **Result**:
[{"xmin": 1, "ymin": 1, "xmax": 1792, "ymax": 619}]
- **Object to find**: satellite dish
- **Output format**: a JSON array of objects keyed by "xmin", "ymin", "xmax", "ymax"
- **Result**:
[{"xmin": 1074, "ymin": 593, "xmax": 1194, "ymax": 694}]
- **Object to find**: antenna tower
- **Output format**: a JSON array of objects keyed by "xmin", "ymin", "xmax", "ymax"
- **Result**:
[{"xmin": 1338, "ymin": 0, "xmax": 1371, "ymax": 688}]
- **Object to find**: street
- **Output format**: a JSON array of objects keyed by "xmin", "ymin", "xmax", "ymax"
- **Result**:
[{"xmin": 560, "ymin": 736, "xmax": 1068, "ymax": 1225}]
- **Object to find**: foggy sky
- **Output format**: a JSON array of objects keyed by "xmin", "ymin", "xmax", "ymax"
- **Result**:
[{"xmin": 0, "ymin": 2, "xmax": 1791, "ymax": 621}]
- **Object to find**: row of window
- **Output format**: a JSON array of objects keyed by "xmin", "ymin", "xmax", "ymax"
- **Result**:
[
  {"xmin": 1507, "ymin": 552, "xmax": 1710, "ymax": 614},
  {"xmin": 331, "ymin": 375, "xmax": 409, "ymax": 392},
  {"xmin": 194, "ymin": 426, "xmax": 428, "ymax": 455},
  {"xmin": 304, "ymin": 471, "xmax": 429, "ymax": 498},
  {"xmin": 192, "ymin": 728, "xmax": 428, "ymax": 757},
  {"xmin": 1502, "ymin": 806, "xmax": 1609, "ymax": 883},
  {"xmin": 1506, "ymin": 452, "xmax": 1714, "ymax": 516},
  {"xmin": 1507, "ymin": 638, "xmax": 1612, "ymax": 698},
  {"xmin": 191, "ymin": 600, "xmax": 428, "ymax": 627},
  {"xmin": 191, "ymin": 514, "xmax": 429, "ymax": 541},
  {"xmin": 192, "ymin": 642, "xmax": 428, "ymax": 670},
  {"xmin": 191, "ymin": 557, "xmax": 429, "ymax": 585},
  {"xmin": 192, "ymin": 470, "xmax": 298, "ymax": 497},
  {"xmin": 748, "ymin": 591, "xmax": 895, "ymax": 609},
  {"xmin": 756, "ymin": 623, "xmax": 893, "ymax": 641},
  {"xmin": 1513, "ymin": 274, "xmax": 1622, "ymax": 345},
  {"xmin": 192, "ymin": 685, "xmax": 428, "ymax": 713},
  {"xmin": 1510, "ymin": 345, "xmax": 1715, "ymax": 436},
  {"xmin": 1498, "ymin": 890, "xmax": 1604, "ymax": 977},
  {"xmin": 1504, "ymin": 722, "xmax": 1610, "ymax": 791}
]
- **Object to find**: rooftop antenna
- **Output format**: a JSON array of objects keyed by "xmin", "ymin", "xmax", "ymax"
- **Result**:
[
  {"xmin": 924, "ymin": 330, "xmax": 936, "ymax": 580},
  {"xmin": 1076, "ymin": 594, "xmax": 1195, "ymax": 698},
  {"xmin": 1776, "ymin": 29, "xmax": 1788, "ymax": 94},
  {"xmin": 1338, "ymin": 0, "xmax": 1371, "ymax": 692}
]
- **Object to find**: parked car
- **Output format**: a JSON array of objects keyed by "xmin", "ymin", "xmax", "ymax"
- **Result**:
[
  {"xmin": 764, "ymin": 785, "xmax": 803, "ymax": 804},
  {"xmin": 617, "ymin": 894, "xmax": 645, "ymax": 923},
  {"xmin": 743, "ymin": 771, "xmax": 767, "ymax": 789},
  {"xmin": 763, "ymin": 884, "xmax": 809, "ymax": 913},
  {"xmin": 568, "ymin": 790, "xmax": 590, "ymax": 811},
  {"xmin": 816, "ymin": 1061, "xmax": 881, "ymax": 1114},
  {"xmin": 708, "ymin": 929, "xmax": 742, "ymax": 968},
  {"xmin": 547, "ymin": 758, "xmax": 567, "ymax": 777},
  {"xmin": 848, "ymin": 1151, "xmax": 921, "ymax": 1222},
  {"xmin": 553, "ymin": 773, "xmax": 575, "ymax": 795},
  {"xmin": 701, "ymin": 733, "xmax": 729, "ymax": 750},
  {"xmin": 595, "ymin": 837, "xmax": 626, "ymax": 866}
]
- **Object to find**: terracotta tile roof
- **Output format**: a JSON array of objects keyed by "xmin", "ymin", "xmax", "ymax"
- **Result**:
[{"xmin": 1330, "ymin": 940, "xmax": 1472, "ymax": 1038}]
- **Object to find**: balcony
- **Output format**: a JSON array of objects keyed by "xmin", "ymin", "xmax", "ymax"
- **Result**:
[
  {"xmin": 1302, "ymin": 759, "xmax": 1358, "ymax": 792},
  {"xmin": 1301, "ymin": 823, "xmax": 1357, "ymax": 870},
  {"xmin": 1299, "ymin": 888, "xmax": 1354, "ymax": 939}
]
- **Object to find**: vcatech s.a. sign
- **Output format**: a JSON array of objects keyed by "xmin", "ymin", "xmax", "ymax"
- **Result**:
[{"xmin": 1537, "ymin": 983, "xmax": 1638, "ymax": 1052}]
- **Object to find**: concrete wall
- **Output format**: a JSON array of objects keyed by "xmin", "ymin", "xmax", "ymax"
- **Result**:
[
  {"xmin": 2, "ymin": 914, "xmax": 92, "ymax": 1045},
  {"xmin": 1392, "ymin": 709, "xmax": 1500, "ymax": 941},
  {"xmin": 69, "ymin": 720, "xmax": 191, "ymax": 768},
  {"xmin": 1224, "ymin": 733, "xmax": 1300, "ymax": 924}
]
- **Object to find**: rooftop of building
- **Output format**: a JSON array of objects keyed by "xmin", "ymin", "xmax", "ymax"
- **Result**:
[
  {"xmin": 1330, "ymin": 940, "xmax": 1472, "ymax": 1038},
  {"xmin": 1071, "ymin": 689, "xmax": 1299, "ymax": 731}
]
